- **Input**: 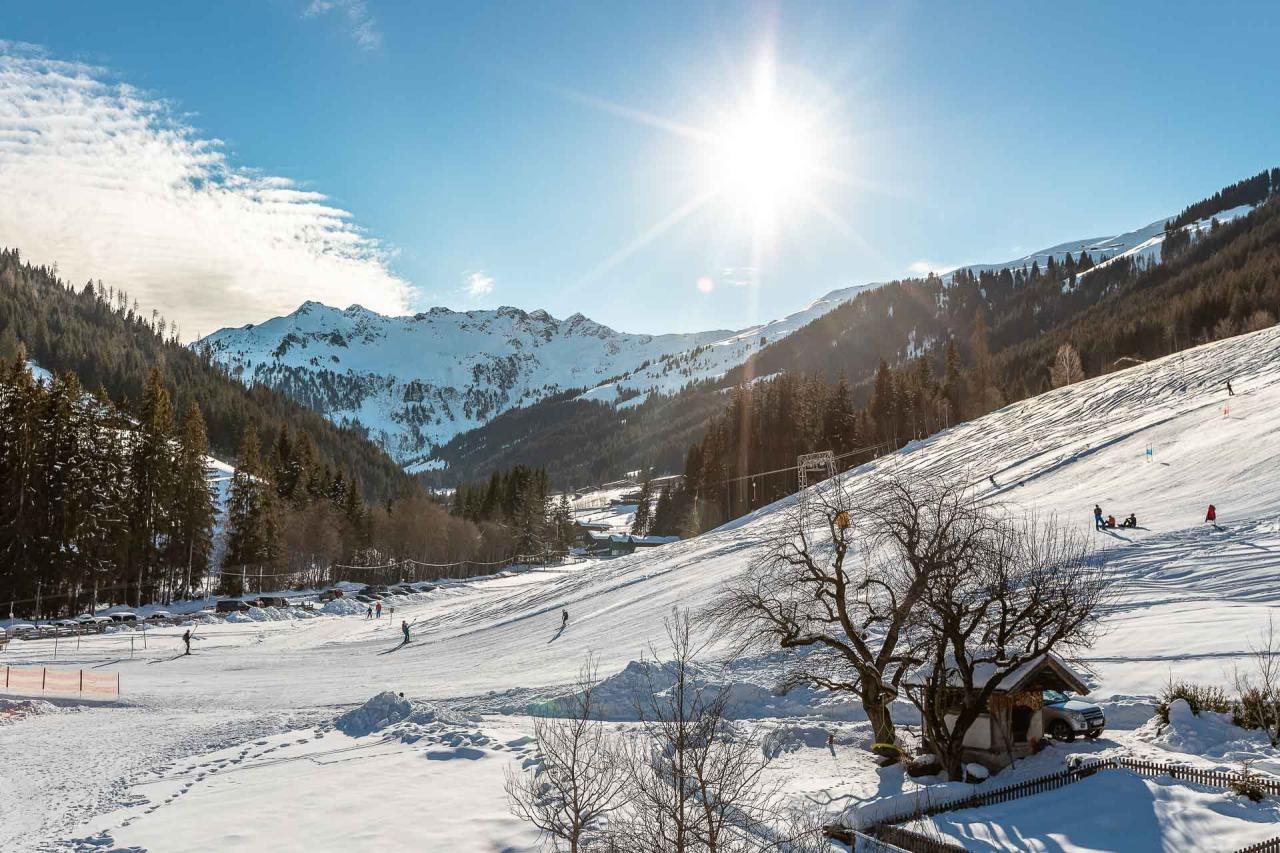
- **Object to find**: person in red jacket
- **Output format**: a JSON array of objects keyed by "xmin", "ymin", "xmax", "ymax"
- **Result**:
[{"xmin": 1206, "ymin": 504, "xmax": 1218, "ymax": 529}]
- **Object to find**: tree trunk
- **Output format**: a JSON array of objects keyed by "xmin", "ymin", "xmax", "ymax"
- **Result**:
[{"xmin": 861, "ymin": 682, "xmax": 898, "ymax": 755}]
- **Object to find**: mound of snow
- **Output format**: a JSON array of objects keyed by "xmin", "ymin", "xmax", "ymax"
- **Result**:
[
  {"xmin": 322, "ymin": 597, "xmax": 367, "ymax": 616},
  {"xmin": 336, "ymin": 691, "xmax": 414, "ymax": 737},
  {"xmin": 0, "ymin": 697, "xmax": 62, "ymax": 724}
]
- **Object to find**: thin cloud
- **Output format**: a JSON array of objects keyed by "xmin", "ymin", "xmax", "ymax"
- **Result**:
[
  {"xmin": 0, "ymin": 45, "xmax": 412, "ymax": 337},
  {"xmin": 465, "ymin": 271, "xmax": 495, "ymax": 298},
  {"xmin": 907, "ymin": 259, "xmax": 957, "ymax": 277},
  {"xmin": 304, "ymin": 0, "xmax": 383, "ymax": 51}
]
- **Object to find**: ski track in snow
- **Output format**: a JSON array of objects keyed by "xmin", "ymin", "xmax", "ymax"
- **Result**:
[{"xmin": 9, "ymin": 323, "xmax": 1280, "ymax": 851}]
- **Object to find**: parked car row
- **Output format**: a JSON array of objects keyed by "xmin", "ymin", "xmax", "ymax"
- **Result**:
[{"xmin": 4, "ymin": 584, "xmax": 435, "ymax": 641}]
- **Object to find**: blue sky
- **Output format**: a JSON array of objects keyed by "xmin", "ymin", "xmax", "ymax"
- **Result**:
[{"xmin": 1, "ymin": 1, "xmax": 1278, "ymax": 337}]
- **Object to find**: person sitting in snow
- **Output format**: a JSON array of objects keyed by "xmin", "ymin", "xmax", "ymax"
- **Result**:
[
  {"xmin": 1106, "ymin": 515, "xmax": 1117, "ymax": 529},
  {"xmin": 1120, "ymin": 513, "xmax": 1137, "ymax": 529}
]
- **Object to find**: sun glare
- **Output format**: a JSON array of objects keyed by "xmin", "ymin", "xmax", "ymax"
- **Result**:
[{"xmin": 709, "ymin": 94, "xmax": 820, "ymax": 231}]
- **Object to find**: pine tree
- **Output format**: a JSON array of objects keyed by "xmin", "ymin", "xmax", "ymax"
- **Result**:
[
  {"xmin": 128, "ymin": 368, "xmax": 176, "ymax": 606},
  {"xmin": 222, "ymin": 428, "xmax": 270, "ymax": 594},
  {"xmin": 630, "ymin": 476, "xmax": 653, "ymax": 536},
  {"xmin": 172, "ymin": 403, "xmax": 216, "ymax": 598},
  {"xmin": 0, "ymin": 357, "xmax": 41, "ymax": 614}
]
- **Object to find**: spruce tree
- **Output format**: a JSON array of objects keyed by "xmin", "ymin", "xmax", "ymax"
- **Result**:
[
  {"xmin": 128, "ymin": 368, "xmax": 175, "ymax": 606},
  {"xmin": 172, "ymin": 403, "xmax": 217, "ymax": 598}
]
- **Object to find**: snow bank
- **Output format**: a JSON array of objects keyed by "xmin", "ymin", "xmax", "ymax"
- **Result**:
[
  {"xmin": 0, "ymin": 697, "xmax": 63, "ymax": 725},
  {"xmin": 223, "ymin": 605, "xmax": 319, "ymax": 623},
  {"xmin": 322, "ymin": 597, "xmax": 367, "ymax": 616},
  {"xmin": 539, "ymin": 658, "xmax": 876, "ymax": 722}
]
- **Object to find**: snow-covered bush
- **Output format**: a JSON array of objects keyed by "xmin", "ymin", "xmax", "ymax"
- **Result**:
[{"xmin": 1157, "ymin": 679, "xmax": 1233, "ymax": 723}]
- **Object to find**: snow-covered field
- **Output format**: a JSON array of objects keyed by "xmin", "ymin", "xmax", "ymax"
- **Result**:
[{"xmin": 9, "ymin": 324, "xmax": 1280, "ymax": 851}]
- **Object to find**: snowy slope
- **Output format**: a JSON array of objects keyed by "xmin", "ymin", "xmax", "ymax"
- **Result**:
[
  {"xmin": 14, "ymin": 323, "xmax": 1280, "ymax": 852},
  {"xmin": 195, "ymin": 210, "xmax": 1190, "ymax": 471}
]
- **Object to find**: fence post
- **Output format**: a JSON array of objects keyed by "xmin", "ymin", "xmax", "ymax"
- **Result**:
[
  {"xmin": 79, "ymin": 669, "xmax": 83, "ymax": 694},
  {"xmin": 42, "ymin": 667, "xmax": 47, "ymax": 691}
]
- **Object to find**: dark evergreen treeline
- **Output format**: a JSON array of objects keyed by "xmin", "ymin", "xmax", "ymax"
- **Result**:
[
  {"xmin": 216, "ymin": 418, "xmax": 518, "ymax": 597},
  {"xmin": 0, "ymin": 249, "xmax": 408, "ymax": 501},
  {"xmin": 1166, "ymin": 168, "xmax": 1279, "ymax": 230},
  {"xmin": 653, "ymin": 332, "xmax": 1001, "ymax": 535},
  {"xmin": 426, "ymin": 383, "xmax": 728, "ymax": 489},
  {"xmin": 451, "ymin": 464, "xmax": 573, "ymax": 557},
  {"xmin": 667, "ymin": 194, "xmax": 1280, "ymax": 533},
  {"xmin": 0, "ymin": 363, "xmax": 216, "ymax": 616}
]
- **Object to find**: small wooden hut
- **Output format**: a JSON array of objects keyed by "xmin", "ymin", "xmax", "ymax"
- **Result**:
[{"xmin": 913, "ymin": 653, "xmax": 1090, "ymax": 771}]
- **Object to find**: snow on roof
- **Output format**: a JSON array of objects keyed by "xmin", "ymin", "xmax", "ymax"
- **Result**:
[{"xmin": 905, "ymin": 652, "xmax": 1089, "ymax": 695}]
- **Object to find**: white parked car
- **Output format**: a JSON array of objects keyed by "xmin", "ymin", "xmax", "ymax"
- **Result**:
[
  {"xmin": 108, "ymin": 611, "xmax": 138, "ymax": 622},
  {"xmin": 1042, "ymin": 689, "xmax": 1106, "ymax": 741}
]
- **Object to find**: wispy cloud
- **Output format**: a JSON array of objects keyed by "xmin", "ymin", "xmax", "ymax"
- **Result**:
[
  {"xmin": 0, "ymin": 45, "xmax": 412, "ymax": 337},
  {"xmin": 304, "ymin": 0, "xmax": 382, "ymax": 51},
  {"xmin": 465, "ymin": 271, "xmax": 495, "ymax": 298},
  {"xmin": 907, "ymin": 259, "xmax": 956, "ymax": 276}
]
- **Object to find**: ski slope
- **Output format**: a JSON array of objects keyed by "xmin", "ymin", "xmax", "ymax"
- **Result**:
[{"xmin": 12, "ymin": 323, "xmax": 1280, "ymax": 851}]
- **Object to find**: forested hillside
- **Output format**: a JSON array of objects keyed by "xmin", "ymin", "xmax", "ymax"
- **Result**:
[
  {"xmin": 663, "ymin": 189, "xmax": 1280, "ymax": 533},
  {"xmin": 428, "ymin": 170, "xmax": 1279, "ymax": 494},
  {"xmin": 0, "ymin": 249, "xmax": 408, "ymax": 500}
]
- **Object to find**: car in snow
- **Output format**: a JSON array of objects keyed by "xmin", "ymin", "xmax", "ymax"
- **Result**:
[
  {"xmin": 214, "ymin": 599, "xmax": 252, "ymax": 614},
  {"xmin": 5, "ymin": 623, "xmax": 37, "ymax": 638},
  {"xmin": 1042, "ymin": 689, "xmax": 1106, "ymax": 741},
  {"xmin": 319, "ymin": 589, "xmax": 345, "ymax": 602},
  {"xmin": 108, "ymin": 611, "xmax": 138, "ymax": 622},
  {"xmin": 147, "ymin": 611, "xmax": 173, "ymax": 621},
  {"xmin": 256, "ymin": 596, "xmax": 289, "ymax": 608},
  {"xmin": 352, "ymin": 594, "xmax": 376, "ymax": 604}
]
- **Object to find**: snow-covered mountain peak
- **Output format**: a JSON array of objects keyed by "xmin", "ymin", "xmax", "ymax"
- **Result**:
[{"xmin": 199, "ymin": 202, "xmax": 1211, "ymax": 471}]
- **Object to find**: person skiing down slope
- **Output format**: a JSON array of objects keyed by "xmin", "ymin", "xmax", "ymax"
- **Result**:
[
  {"xmin": 401, "ymin": 620, "xmax": 410, "ymax": 644},
  {"xmin": 562, "ymin": 609, "xmax": 569, "ymax": 629},
  {"xmin": 1206, "ymin": 504, "xmax": 1219, "ymax": 529},
  {"xmin": 1094, "ymin": 505, "xmax": 1105, "ymax": 531},
  {"xmin": 182, "ymin": 629, "xmax": 191, "ymax": 655},
  {"xmin": 1227, "ymin": 380, "xmax": 1235, "ymax": 397}
]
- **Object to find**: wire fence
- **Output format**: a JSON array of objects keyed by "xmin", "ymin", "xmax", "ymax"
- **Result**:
[{"xmin": 1, "ymin": 665, "xmax": 119, "ymax": 696}]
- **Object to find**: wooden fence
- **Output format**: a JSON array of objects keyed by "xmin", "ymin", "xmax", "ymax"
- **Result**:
[
  {"xmin": 1, "ymin": 665, "xmax": 119, "ymax": 696},
  {"xmin": 1115, "ymin": 756, "xmax": 1280, "ymax": 797}
]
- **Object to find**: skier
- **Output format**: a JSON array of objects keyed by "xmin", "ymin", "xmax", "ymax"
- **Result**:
[
  {"xmin": 401, "ymin": 620, "xmax": 410, "ymax": 644},
  {"xmin": 1206, "ymin": 504, "xmax": 1218, "ymax": 529},
  {"xmin": 1093, "ymin": 504, "xmax": 1104, "ymax": 531},
  {"xmin": 389, "ymin": 605, "xmax": 395, "ymax": 622},
  {"xmin": 1227, "ymin": 380, "xmax": 1235, "ymax": 397},
  {"xmin": 561, "ymin": 609, "xmax": 569, "ymax": 629},
  {"xmin": 365, "ymin": 607, "xmax": 373, "ymax": 620},
  {"xmin": 182, "ymin": 629, "xmax": 192, "ymax": 655},
  {"xmin": 376, "ymin": 601, "xmax": 383, "ymax": 619}
]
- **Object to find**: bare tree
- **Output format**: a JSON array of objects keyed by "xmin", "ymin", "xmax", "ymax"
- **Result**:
[
  {"xmin": 906, "ymin": 514, "xmax": 1112, "ymax": 779},
  {"xmin": 1050, "ymin": 342, "xmax": 1085, "ymax": 388},
  {"xmin": 708, "ymin": 475, "xmax": 994, "ymax": 755},
  {"xmin": 1233, "ymin": 616, "xmax": 1280, "ymax": 747},
  {"xmin": 612, "ymin": 611, "xmax": 782, "ymax": 853},
  {"xmin": 505, "ymin": 658, "xmax": 631, "ymax": 852}
]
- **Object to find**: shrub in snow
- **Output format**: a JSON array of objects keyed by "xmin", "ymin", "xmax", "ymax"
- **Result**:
[
  {"xmin": 964, "ymin": 763, "xmax": 990, "ymax": 783},
  {"xmin": 1157, "ymin": 679, "xmax": 1233, "ymax": 723},
  {"xmin": 907, "ymin": 753, "xmax": 941, "ymax": 777},
  {"xmin": 1229, "ymin": 763, "xmax": 1267, "ymax": 803}
]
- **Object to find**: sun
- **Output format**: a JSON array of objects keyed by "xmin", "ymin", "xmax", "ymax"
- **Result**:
[{"xmin": 706, "ymin": 79, "xmax": 822, "ymax": 234}]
